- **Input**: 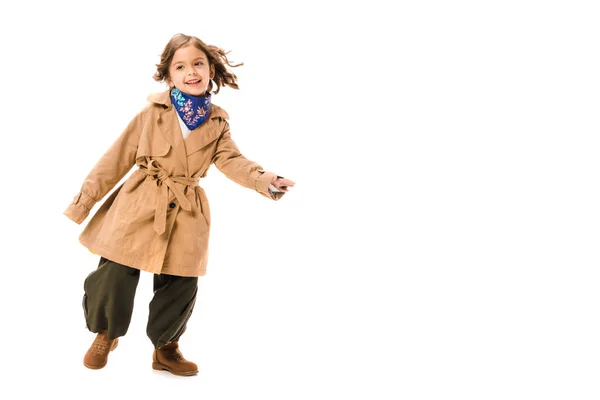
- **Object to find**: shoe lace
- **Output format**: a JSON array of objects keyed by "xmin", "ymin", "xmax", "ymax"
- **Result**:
[{"xmin": 90, "ymin": 336, "xmax": 110, "ymax": 356}]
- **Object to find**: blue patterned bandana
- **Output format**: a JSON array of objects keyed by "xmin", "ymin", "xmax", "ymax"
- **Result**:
[{"xmin": 170, "ymin": 88, "xmax": 212, "ymax": 130}]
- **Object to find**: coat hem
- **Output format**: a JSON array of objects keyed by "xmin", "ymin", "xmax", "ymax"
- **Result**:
[{"xmin": 81, "ymin": 239, "xmax": 205, "ymax": 278}]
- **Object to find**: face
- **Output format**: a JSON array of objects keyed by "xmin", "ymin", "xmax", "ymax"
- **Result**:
[{"xmin": 167, "ymin": 44, "xmax": 214, "ymax": 96}]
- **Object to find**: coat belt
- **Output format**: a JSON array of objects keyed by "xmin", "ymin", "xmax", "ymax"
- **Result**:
[{"xmin": 139, "ymin": 160, "xmax": 200, "ymax": 235}]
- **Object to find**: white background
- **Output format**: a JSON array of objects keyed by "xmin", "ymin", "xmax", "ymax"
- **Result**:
[{"xmin": 0, "ymin": 0, "xmax": 599, "ymax": 398}]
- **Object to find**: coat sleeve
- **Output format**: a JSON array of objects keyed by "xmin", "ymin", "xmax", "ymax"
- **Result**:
[
  {"xmin": 212, "ymin": 121, "xmax": 284, "ymax": 201},
  {"xmin": 63, "ymin": 110, "xmax": 144, "ymax": 224}
]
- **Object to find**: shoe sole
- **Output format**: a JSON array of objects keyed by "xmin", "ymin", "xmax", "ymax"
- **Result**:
[
  {"xmin": 83, "ymin": 339, "xmax": 119, "ymax": 370},
  {"xmin": 152, "ymin": 362, "xmax": 198, "ymax": 376}
]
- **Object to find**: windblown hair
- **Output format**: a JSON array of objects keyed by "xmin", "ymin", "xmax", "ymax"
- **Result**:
[{"xmin": 153, "ymin": 33, "xmax": 243, "ymax": 94}]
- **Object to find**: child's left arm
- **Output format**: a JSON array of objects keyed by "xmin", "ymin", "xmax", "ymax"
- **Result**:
[{"xmin": 211, "ymin": 122, "xmax": 291, "ymax": 200}]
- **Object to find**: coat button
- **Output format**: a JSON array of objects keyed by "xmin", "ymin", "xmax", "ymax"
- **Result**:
[{"xmin": 169, "ymin": 202, "xmax": 176, "ymax": 209}]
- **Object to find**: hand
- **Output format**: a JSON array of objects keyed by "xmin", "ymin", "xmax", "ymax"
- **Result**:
[{"xmin": 271, "ymin": 176, "xmax": 295, "ymax": 193}]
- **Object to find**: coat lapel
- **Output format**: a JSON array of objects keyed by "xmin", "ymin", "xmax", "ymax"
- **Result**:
[
  {"xmin": 184, "ymin": 104, "xmax": 229, "ymax": 156},
  {"xmin": 148, "ymin": 90, "xmax": 229, "ymax": 162},
  {"xmin": 149, "ymin": 91, "xmax": 189, "ymax": 174},
  {"xmin": 157, "ymin": 107, "xmax": 189, "ymax": 174}
]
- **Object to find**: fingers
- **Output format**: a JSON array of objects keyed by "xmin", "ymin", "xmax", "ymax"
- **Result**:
[
  {"xmin": 270, "ymin": 177, "xmax": 296, "ymax": 192},
  {"xmin": 276, "ymin": 179, "xmax": 295, "ymax": 192}
]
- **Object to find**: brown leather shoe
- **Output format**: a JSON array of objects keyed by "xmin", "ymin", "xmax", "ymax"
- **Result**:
[
  {"xmin": 152, "ymin": 342, "xmax": 198, "ymax": 376},
  {"xmin": 83, "ymin": 332, "xmax": 119, "ymax": 369}
]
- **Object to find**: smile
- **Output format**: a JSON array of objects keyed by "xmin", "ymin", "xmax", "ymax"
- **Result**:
[{"xmin": 186, "ymin": 79, "xmax": 201, "ymax": 84}]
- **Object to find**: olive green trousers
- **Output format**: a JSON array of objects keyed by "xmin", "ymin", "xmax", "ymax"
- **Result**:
[{"xmin": 82, "ymin": 257, "xmax": 198, "ymax": 349}]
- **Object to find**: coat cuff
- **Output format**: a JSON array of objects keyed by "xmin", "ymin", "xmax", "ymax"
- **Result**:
[
  {"xmin": 255, "ymin": 171, "xmax": 284, "ymax": 200},
  {"xmin": 63, "ymin": 192, "xmax": 97, "ymax": 224}
]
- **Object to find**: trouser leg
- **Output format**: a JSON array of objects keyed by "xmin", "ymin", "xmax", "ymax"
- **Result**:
[
  {"xmin": 147, "ymin": 273, "xmax": 198, "ymax": 349},
  {"xmin": 82, "ymin": 257, "xmax": 140, "ymax": 340}
]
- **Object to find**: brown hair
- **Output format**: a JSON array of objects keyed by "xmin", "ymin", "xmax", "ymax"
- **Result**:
[{"xmin": 153, "ymin": 33, "xmax": 243, "ymax": 94}]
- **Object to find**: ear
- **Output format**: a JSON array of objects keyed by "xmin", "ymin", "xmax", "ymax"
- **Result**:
[
  {"xmin": 210, "ymin": 65, "xmax": 215, "ymax": 79},
  {"xmin": 165, "ymin": 75, "xmax": 174, "ymax": 88}
]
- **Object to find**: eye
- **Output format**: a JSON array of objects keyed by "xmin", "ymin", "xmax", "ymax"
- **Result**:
[
  {"xmin": 176, "ymin": 65, "xmax": 184, "ymax": 70},
  {"xmin": 194, "ymin": 61, "xmax": 203, "ymax": 66}
]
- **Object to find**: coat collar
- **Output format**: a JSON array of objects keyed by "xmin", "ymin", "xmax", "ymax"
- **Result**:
[{"xmin": 147, "ymin": 89, "xmax": 230, "ymax": 175}]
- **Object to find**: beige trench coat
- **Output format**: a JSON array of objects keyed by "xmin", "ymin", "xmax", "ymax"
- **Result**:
[{"xmin": 64, "ymin": 90, "xmax": 283, "ymax": 277}]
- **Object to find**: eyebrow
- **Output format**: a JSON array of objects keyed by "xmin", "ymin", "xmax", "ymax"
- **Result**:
[{"xmin": 172, "ymin": 57, "xmax": 207, "ymax": 66}]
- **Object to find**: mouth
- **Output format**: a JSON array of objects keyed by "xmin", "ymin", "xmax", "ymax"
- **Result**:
[{"xmin": 185, "ymin": 79, "xmax": 201, "ymax": 85}]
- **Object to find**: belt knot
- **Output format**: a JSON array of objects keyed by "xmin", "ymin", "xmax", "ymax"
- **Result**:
[{"xmin": 139, "ymin": 161, "xmax": 200, "ymax": 234}]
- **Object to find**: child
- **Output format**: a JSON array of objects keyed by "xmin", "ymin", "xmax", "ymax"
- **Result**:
[{"xmin": 63, "ymin": 33, "xmax": 295, "ymax": 376}]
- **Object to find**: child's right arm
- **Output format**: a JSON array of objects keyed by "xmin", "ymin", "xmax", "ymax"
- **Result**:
[{"xmin": 63, "ymin": 111, "xmax": 144, "ymax": 224}]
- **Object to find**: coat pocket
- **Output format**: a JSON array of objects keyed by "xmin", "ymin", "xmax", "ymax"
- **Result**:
[{"xmin": 116, "ymin": 173, "xmax": 150, "ymax": 219}]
